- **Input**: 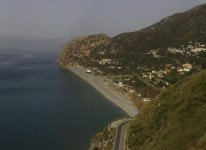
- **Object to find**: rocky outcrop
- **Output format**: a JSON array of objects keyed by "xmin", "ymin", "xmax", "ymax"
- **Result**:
[
  {"xmin": 57, "ymin": 33, "xmax": 110, "ymax": 67},
  {"xmin": 89, "ymin": 125, "xmax": 115, "ymax": 150}
]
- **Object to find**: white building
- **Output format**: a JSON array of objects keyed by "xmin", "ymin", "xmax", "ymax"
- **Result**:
[
  {"xmin": 99, "ymin": 59, "xmax": 112, "ymax": 65},
  {"xmin": 86, "ymin": 69, "xmax": 92, "ymax": 73},
  {"xmin": 182, "ymin": 63, "xmax": 193, "ymax": 72}
]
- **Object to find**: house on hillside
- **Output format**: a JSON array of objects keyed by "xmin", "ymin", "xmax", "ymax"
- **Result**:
[
  {"xmin": 143, "ymin": 98, "xmax": 151, "ymax": 102},
  {"xmin": 177, "ymin": 63, "xmax": 193, "ymax": 73},
  {"xmin": 99, "ymin": 59, "xmax": 112, "ymax": 65},
  {"xmin": 86, "ymin": 69, "xmax": 92, "ymax": 73},
  {"xmin": 182, "ymin": 63, "xmax": 193, "ymax": 72}
]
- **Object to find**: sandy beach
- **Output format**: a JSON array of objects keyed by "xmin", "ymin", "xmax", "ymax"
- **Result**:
[{"xmin": 68, "ymin": 66, "xmax": 138, "ymax": 117}]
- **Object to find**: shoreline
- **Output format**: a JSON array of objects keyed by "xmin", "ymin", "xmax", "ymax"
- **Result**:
[{"xmin": 68, "ymin": 66, "xmax": 138, "ymax": 117}]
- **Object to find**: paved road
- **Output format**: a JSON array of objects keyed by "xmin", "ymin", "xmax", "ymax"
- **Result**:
[{"xmin": 114, "ymin": 120, "xmax": 133, "ymax": 150}]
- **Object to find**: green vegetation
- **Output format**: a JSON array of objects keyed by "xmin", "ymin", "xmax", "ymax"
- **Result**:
[
  {"xmin": 132, "ymin": 75, "xmax": 159, "ymax": 98},
  {"xmin": 106, "ymin": 4, "xmax": 206, "ymax": 53},
  {"xmin": 58, "ymin": 4, "xmax": 206, "ymax": 94},
  {"xmin": 89, "ymin": 4, "xmax": 206, "ymax": 76},
  {"xmin": 58, "ymin": 33, "xmax": 110, "ymax": 67},
  {"xmin": 57, "ymin": 4, "xmax": 206, "ymax": 149},
  {"xmin": 128, "ymin": 70, "xmax": 206, "ymax": 150},
  {"xmin": 89, "ymin": 125, "xmax": 116, "ymax": 150},
  {"xmin": 163, "ymin": 68, "xmax": 198, "ymax": 84},
  {"xmin": 59, "ymin": 4, "xmax": 206, "ymax": 69}
]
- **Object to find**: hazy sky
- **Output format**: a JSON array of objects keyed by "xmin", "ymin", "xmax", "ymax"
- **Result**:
[{"xmin": 0, "ymin": 0, "xmax": 205, "ymax": 49}]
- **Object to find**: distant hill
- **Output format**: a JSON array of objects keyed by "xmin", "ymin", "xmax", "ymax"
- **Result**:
[
  {"xmin": 128, "ymin": 70, "xmax": 206, "ymax": 150},
  {"xmin": 106, "ymin": 4, "xmax": 206, "ymax": 53}
]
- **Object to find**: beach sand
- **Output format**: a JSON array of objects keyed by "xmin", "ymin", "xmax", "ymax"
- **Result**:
[{"xmin": 68, "ymin": 66, "xmax": 138, "ymax": 117}]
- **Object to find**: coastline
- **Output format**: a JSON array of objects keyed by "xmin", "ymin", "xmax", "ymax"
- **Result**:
[{"xmin": 68, "ymin": 66, "xmax": 138, "ymax": 117}]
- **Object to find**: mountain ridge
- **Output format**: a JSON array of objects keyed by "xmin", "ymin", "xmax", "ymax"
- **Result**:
[
  {"xmin": 106, "ymin": 3, "xmax": 206, "ymax": 53},
  {"xmin": 58, "ymin": 3, "xmax": 206, "ymax": 99}
]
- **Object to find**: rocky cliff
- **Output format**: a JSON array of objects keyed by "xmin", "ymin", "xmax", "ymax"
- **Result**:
[{"xmin": 58, "ymin": 33, "xmax": 110, "ymax": 67}]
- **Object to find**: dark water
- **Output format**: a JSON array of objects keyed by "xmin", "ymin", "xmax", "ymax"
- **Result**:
[{"xmin": 0, "ymin": 49, "xmax": 125, "ymax": 150}]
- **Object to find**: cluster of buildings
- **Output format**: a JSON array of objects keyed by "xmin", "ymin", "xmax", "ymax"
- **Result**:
[
  {"xmin": 141, "ymin": 70, "xmax": 170, "ymax": 88},
  {"xmin": 177, "ymin": 63, "xmax": 193, "ymax": 73},
  {"xmin": 148, "ymin": 42, "xmax": 206, "ymax": 58},
  {"xmin": 113, "ymin": 79, "xmax": 152, "ymax": 102},
  {"xmin": 98, "ymin": 59, "xmax": 112, "ymax": 65},
  {"xmin": 167, "ymin": 42, "xmax": 206, "ymax": 56},
  {"xmin": 140, "ymin": 63, "xmax": 193, "ymax": 87},
  {"xmin": 84, "ymin": 42, "xmax": 204, "ymax": 102},
  {"xmin": 142, "ymin": 70, "xmax": 167, "ymax": 80}
]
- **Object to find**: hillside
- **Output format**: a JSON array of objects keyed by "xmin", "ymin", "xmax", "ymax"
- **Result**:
[
  {"xmin": 128, "ymin": 70, "xmax": 206, "ymax": 150},
  {"xmin": 58, "ymin": 4, "xmax": 206, "ymax": 99},
  {"xmin": 90, "ymin": 4, "xmax": 206, "ymax": 77},
  {"xmin": 58, "ymin": 33, "xmax": 110, "ymax": 67},
  {"xmin": 59, "ymin": 4, "xmax": 206, "ymax": 67},
  {"xmin": 106, "ymin": 4, "xmax": 206, "ymax": 53},
  {"xmin": 57, "ymin": 4, "xmax": 206, "ymax": 150}
]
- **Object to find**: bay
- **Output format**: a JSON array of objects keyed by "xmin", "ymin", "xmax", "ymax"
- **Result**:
[{"xmin": 0, "ymin": 49, "xmax": 125, "ymax": 150}]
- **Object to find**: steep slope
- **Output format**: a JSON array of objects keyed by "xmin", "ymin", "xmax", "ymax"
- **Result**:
[
  {"xmin": 90, "ymin": 4, "xmax": 206, "ymax": 72},
  {"xmin": 104, "ymin": 4, "xmax": 206, "ymax": 53},
  {"xmin": 128, "ymin": 70, "xmax": 206, "ymax": 150},
  {"xmin": 58, "ymin": 33, "xmax": 110, "ymax": 67}
]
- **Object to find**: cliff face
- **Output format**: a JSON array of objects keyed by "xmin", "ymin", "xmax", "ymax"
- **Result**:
[{"xmin": 57, "ymin": 33, "xmax": 110, "ymax": 67}]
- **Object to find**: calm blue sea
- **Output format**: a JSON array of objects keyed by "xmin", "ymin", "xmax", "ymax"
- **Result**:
[{"xmin": 0, "ymin": 49, "xmax": 125, "ymax": 150}]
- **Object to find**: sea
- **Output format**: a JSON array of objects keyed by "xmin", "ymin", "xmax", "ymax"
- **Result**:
[{"xmin": 0, "ymin": 49, "xmax": 125, "ymax": 150}]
